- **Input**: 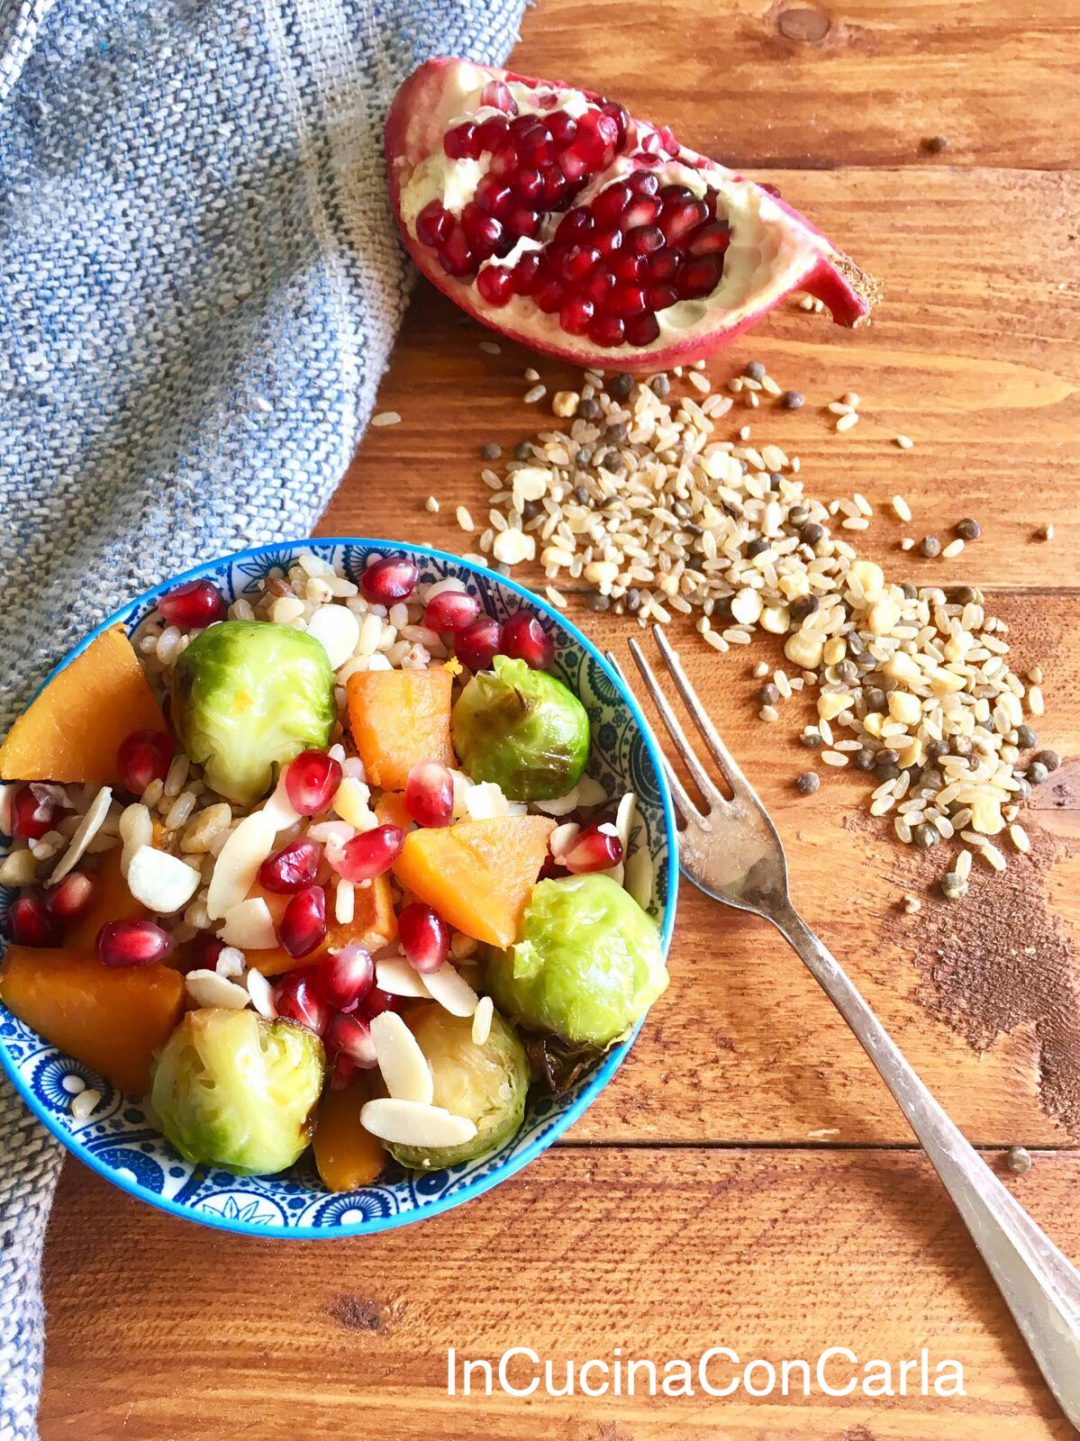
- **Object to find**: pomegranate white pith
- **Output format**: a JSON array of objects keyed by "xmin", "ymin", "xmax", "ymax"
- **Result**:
[{"xmin": 386, "ymin": 59, "xmax": 880, "ymax": 369}]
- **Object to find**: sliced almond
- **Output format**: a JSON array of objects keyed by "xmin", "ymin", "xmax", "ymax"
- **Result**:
[
  {"xmin": 0, "ymin": 782, "xmax": 15, "ymax": 836},
  {"xmin": 422, "ymin": 961, "xmax": 478, "ymax": 1018},
  {"xmin": 465, "ymin": 781, "xmax": 526, "ymax": 820},
  {"xmin": 246, "ymin": 967, "xmax": 277, "ymax": 1020},
  {"xmin": 260, "ymin": 774, "xmax": 301, "ymax": 834},
  {"xmin": 206, "ymin": 810, "xmax": 276, "ymax": 920},
  {"xmin": 219, "ymin": 896, "xmax": 277, "ymax": 949},
  {"xmin": 471, "ymin": 995, "xmax": 494, "ymax": 1047},
  {"xmin": 334, "ymin": 776, "xmax": 377, "ymax": 831},
  {"xmin": 370, "ymin": 1012, "xmax": 434, "ymax": 1105},
  {"xmin": 125, "ymin": 845, "xmax": 201, "ymax": 913},
  {"xmin": 49, "ymin": 787, "xmax": 112, "ymax": 884},
  {"xmin": 374, "ymin": 957, "xmax": 431, "ymax": 998},
  {"xmin": 359, "ymin": 1098, "xmax": 477, "ymax": 1149},
  {"xmin": 185, "ymin": 968, "xmax": 250, "ymax": 1010},
  {"xmin": 549, "ymin": 821, "xmax": 581, "ymax": 858},
  {"xmin": 0, "ymin": 848, "xmax": 39, "ymax": 886}
]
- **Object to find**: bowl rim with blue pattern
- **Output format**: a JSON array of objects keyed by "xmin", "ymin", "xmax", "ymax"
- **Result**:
[{"xmin": 0, "ymin": 537, "xmax": 678, "ymax": 1238}]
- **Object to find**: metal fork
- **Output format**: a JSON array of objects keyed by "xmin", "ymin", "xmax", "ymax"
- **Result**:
[{"xmin": 615, "ymin": 624, "xmax": 1080, "ymax": 1431}]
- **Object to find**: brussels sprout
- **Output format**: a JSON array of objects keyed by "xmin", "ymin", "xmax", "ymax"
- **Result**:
[
  {"xmin": 486, "ymin": 874, "xmax": 667, "ymax": 1048},
  {"xmin": 451, "ymin": 655, "xmax": 590, "ymax": 801},
  {"xmin": 172, "ymin": 620, "xmax": 335, "ymax": 805},
  {"xmin": 387, "ymin": 1003, "xmax": 529, "ymax": 1170},
  {"xmin": 151, "ymin": 1008, "xmax": 325, "ymax": 1175}
]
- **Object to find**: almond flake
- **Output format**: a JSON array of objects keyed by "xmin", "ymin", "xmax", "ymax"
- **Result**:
[
  {"xmin": 422, "ymin": 962, "xmax": 479, "ymax": 1018},
  {"xmin": 371, "ymin": 1012, "xmax": 434, "ymax": 1105},
  {"xmin": 185, "ymin": 969, "xmax": 250, "ymax": 1010},
  {"xmin": 471, "ymin": 995, "xmax": 494, "ymax": 1047},
  {"xmin": 219, "ymin": 897, "xmax": 277, "ymax": 949},
  {"xmin": 49, "ymin": 787, "xmax": 112, "ymax": 884},
  {"xmin": 126, "ymin": 845, "xmax": 201, "ymax": 914},
  {"xmin": 375, "ymin": 957, "xmax": 431, "ymax": 998},
  {"xmin": 206, "ymin": 810, "xmax": 277, "ymax": 920},
  {"xmin": 359, "ymin": 1098, "xmax": 477, "ymax": 1150}
]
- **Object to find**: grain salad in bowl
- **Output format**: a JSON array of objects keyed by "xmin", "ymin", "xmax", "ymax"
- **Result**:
[{"xmin": 0, "ymin": 541, "xmax": 675, "ymax": 1234}]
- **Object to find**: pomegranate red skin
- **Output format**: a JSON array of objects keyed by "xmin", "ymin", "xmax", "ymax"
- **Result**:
[
  {"xmin": 116, "ymin": 729, "xmax": 176, "ymax": 796},
  {"xmin": 96, "ymin": 918, "xmax": 174, "ymax": 967},
  {"xmin": 386, "ymin": 59, "xmax": 879, "ymax": 371}
]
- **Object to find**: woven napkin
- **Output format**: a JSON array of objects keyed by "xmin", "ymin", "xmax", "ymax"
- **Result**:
[{"xmin": 0, "ymin": 2, "xmax": 527, "ymax": 1435}]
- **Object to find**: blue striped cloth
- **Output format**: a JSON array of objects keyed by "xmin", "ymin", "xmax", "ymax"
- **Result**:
[{"xmin": 0, "ymin": 2, "xmax": 526, "ymax": 1435}]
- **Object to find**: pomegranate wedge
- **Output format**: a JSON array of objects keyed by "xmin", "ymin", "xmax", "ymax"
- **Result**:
[{"xmin": 386, "ymin": 59, "xmax": 880, "ymax": 370}]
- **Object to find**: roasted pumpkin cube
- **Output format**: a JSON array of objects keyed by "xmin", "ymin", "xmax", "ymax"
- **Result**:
[
  {"xmin": 0, "ymin": 626, "xmax": 167, "ymax": 786},
  {"xmin": 312, "ymin": 1073, "xmax": 387, "ymax": 1192},
  {"xmin": 393, "ymin": 814, "xmax": 554, "ymax": 948},
  {"xmin": 0, "ymin": 946, "xmax": 185, "ymax": 1096},
  {"xmin": 346, "ymin": 668, "xmax": 454, "ymax": 790}
]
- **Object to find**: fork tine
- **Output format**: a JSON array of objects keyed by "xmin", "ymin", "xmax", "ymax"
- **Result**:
[
  {"xmin": 605, "ymin": 650, "xmax": 703, "ymax": 824},
  {"xmin": 650, "ymin": 625, "xmax": 759, "ymax": 803},
  {"xmin": 626, "ymin": 637, "xmax": 724, "ymax": 815}
]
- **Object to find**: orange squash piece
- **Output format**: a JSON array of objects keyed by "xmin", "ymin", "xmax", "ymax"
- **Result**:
[
  {"xmin": 374, "ymin": 790, "xmax": 414, "ymax": 833},
  {"xmin": 394, "ymin": 815, "xmax": 555, "ymax": 948},
  {"xmin": 0, "ymin": 946, "xmax": 185, "ymax": 1095},
  {"xmin": 246, "ymin": 872, "xmax": 398, "ymax": 977},
  {"xmin": 312, "ymin": 1074, "xmax": 387, "ymax": 1192},
  {"xmin": 346, "ymin": 668, "xmax": 454, "ymax": 790},
  {"xmin": 0, "ymin": 626, "xmax": 167, "ymax": 786},
  {"xmin": 66, "ymin": 847, "xmax": 147, "ymax": 951}
]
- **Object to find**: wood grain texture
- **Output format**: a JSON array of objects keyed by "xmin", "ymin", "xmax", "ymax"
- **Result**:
[
  {"xmin": 40, "ymin": 1153, "xmax": 1080, "ymax": 1439},
  {"xmin": 503, "ymin": 0, "xmax": 1080, "ymax": 171},
  {"xmin": 38, "ymin": 1, "xmax": 1080, "ymax": 1436}
]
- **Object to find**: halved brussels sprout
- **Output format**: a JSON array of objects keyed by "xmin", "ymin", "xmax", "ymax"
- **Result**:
[
  {"xmin": 151, "ymin": 1008, "xmax": 325, "ymax": 1175},
  {"xmin": 387, "ymin": 1003, "xmax": 529, "ymax": 1171},
  {"xmin": 451, "ymin": 655, "xmax": 589, "ymax": 802},
  {"xmin": 486, "ymin": 874, "xmax": 667, "ymax": 1048},
  {"xmin": 172, "ymin": 620, "xmax": 335, "ymax": 805}
]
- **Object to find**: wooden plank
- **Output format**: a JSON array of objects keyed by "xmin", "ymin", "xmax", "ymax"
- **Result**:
[
  {"xmin": 39, "ymin": 1150, "xmax": 1080, "ymax": 1440},
  {"xmin": 325, "ymin": 169, "xmax": 1080, "ymax": 591},
  {"xmin": 511, "ymin": 0, "xmax": 1080, "ymax": 171}
]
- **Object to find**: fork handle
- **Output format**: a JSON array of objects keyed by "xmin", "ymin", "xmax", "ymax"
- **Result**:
[{"xmin": 774, "ymin": 902, "xmax": 1080, "ymax": 1430}]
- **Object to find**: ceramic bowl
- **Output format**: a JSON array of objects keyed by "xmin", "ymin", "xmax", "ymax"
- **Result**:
[{"xmin": 0, "ymin": 539, "xmax": 677, "ymax": 1236}]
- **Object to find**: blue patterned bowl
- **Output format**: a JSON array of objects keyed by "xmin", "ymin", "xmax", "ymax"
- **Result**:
[{"xmin": 0, "ymin": 539, "xmax": 677, "ymax": 1236}]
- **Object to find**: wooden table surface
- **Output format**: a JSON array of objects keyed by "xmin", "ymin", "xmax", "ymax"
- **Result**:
[{"xmin": 39, "ymin": 2, "xmax": 1080, "ymax": 1437}]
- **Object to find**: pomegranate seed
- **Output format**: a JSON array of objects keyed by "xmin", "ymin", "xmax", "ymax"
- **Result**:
[
  {"xmin": 540, "ymin": 168, "xmax": 569, "ymax": 206},
  {"xmin": 275, "ymin": 971, "xmax": 330, "ymax": 1035},
  {"xmin": 589, "ymin": 314, "xmax": 626, "ymax": 347},
  {"xmin": 499, "ymin": 612, "xmax": 555, "ymax": 670},
  {"xmin": 625, "ymin": 313, "xmax": 661, "ymax": 346},
  {"xmin": 510, "ymin": 252, "xmax": 542, "ymax": 294},
  {"xmin": 511, "ymin": 167, "xmax": 543, "ymax": 203},
  {"xmin": 190, "ymin": 933, "xmax": 226, "ymax": 971},
  {"xmin": 660, "ymin": 197, "xmax": 710, "ymax": 245},
  {"xmin": 360, "ymin": 555, "xmax": 419, "ymax": 604},
  {"xmin": 554, "ymin": 208, "xmax": 594, "ymax": 245},
  {"xmin": 416, "ymin": 200, "xmax": 452, "ymax": 247},
  {"xmin": 534, "ymin": 280, "xmax": 563, "ymax": 315},
  {"xmin": 331, "ymin": 825, "xmax": 403, "ymax": 883},
  {"xmin": 574, "ymin": 110, "xmax": 618, "ymax": 166},
  {"xmin": 462, "ymin": 203, "xmax": 503, "ymax": 255},
  {"xmin": 557, "ymin": 147, "xmax": 592, "ymax": 184},
  {"xmin": 546, "ymin": 112, "xmax": 578, "ymax": 147},
  {"xmin": 560, "ymin": 296, "xmax": 595, "ymax": 335},
  {"xmin": 625, "ymin": 225, "xmax": 664, "ymax": 256},
  {"xmin": 658, "ymin": 125, "xmax": 679, "ymax": 155},
  {"xmin": 648, "ymin": 284, "xmax": 678, "ymax": 312},
  {"xmin": 477, "ymin": 265, "xmax": 514, "ymax": 306},
  {"xmin": 659, "ymin": 183, "xmax": 693, "ymax": 206},
  {"xmin": 518, "ymin": 129, "xmax": 555, "ymax": 167},
  {"xmin": 677, "ymin": 255, "xmax": 724, "ymax": 299},
  {"xmin": 324, "ymin": 1010, "xmax": 378, "ymax": 1067},
  {"xmin": 405, "ymin": 761, "xmax": 454, "ymax": 828},
  {"xmin": 11, "ymin": 784, "xmax": 60, "ymax": 840},
  {"xmin": 362, "ymin": 986, "xmax": 401, "ymax": 1019},
  {"xmin": 620, "ymin": 196, "xmax": 660, "ymax": 231},
  {"xmin": 562, "ymin": 824, "xmax": 623, "ymax": 874},
  {"xmin": 559, "ymin": 244, "xmax": 600, "ymax": 284},
  {"xmin": 423, "ymin": 589, "xmax": 481, "ymax": 633},
  {"xmin": 329, "ymin": 1054, "xmax": 360, "ymax": 1090},
  {"xmin": 279, "ymin": 885, "xmax": 327, "ymax": 959},
  {"xmin": 688, "ymin": 221, "xmax": 731, "ymax": 256},
  {"xmin": 609, "ymin": 283, "xmax": 648, "ymax": 319},
  {"xmin": 593, "ymin": 226, "xmax": 623, "ymax": 258},
  {"xmin": 479, "ymin": 80, "xmax": 517, "ymax": 114},
  {"xmin": 591, "ymin": 181, "xmax": 632, "ymax": 227},
  {"xmin": 506, "ymin": 206, "xmax": 542, "ymax": 240},
  {"xmin": 438, "ymin": 225, "xmax": 474, "ymax": 277},
  {"xmin": 47, "ymin": 871, "xmax": 95, "ymax": 924},
  {"xmin": 443, "ymin": 123, "xmax": 479, "ymax": 160},
  {"xmin": 116, "ymin": 729, "xmax": 175, "ymax": 796},
  {"xmin": 284, "ymin": 750, "xmax": 342, "ymax": 816},
  {"xmin": 8, "ymin": 894, "xmax": 61, "ymax": 947},
  {"xmin": 316, "ymin": 943, "xmax": 375, "ymax": 1011},
  {"xmin": 157, "ymin": 579, "xmax": 226, "ymax": 629},
  {"xmin": 397, "ymin": 902, "xmax": 450, "ymax": 974},
  {"xmin": 97, "ymin": 918, "xmax": 174, "ymax": 967},
  {"xmin": 476, "ymin": 178, "xmax": 514, "ymax": 218},
  {"xmin": 627, "ymin": 170, "xmax": 660, "ymax": 196},
  {"xmin": 454, "ymin": 616, "xmax": 502, "ymax": 671},
  {"xmin": 609, "ymin": 252, "xmax": 645, "ymax": 283},
  {"xmin": 599, "ymin": 100, "xmax": 632, "ymax": 149},
  {"xmin": 583, "ymin": 269, "xmax": 616, "ymax": 306},
  {"xmin": 646, "ymin": 247, "xmax": 684, "ymax": 283},
  {"xmin": 475, "ymin": 116, "xmax": 510, "ymax": 150},
  {"xmin": 259, "ymin": 838, "xmax": 322, "ymax": 893}
]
